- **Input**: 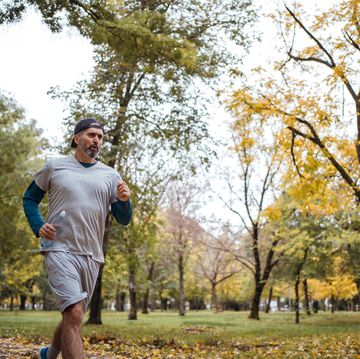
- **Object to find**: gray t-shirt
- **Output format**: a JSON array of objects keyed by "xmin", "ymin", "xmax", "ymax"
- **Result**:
[{"xmin": 34, "ymin": 155, "xmax": 120, "ymax": 263}]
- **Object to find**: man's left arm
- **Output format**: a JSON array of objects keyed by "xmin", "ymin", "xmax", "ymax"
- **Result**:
[{"xmin": 111, "ymin": 180, "xmax": 132, "ymax": 225}]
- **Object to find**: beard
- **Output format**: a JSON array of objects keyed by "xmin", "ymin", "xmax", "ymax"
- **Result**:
[{"xmin": 79, "ymin": 140, "xmax": 100, "ymax": 159}]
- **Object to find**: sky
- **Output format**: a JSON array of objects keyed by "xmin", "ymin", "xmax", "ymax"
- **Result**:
[{"xmin": 0, "ymin": 8, "xmax": 94, "ymax": 143}]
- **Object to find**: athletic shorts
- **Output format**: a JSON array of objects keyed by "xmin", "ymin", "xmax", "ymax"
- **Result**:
[{"xmin": 44, "ymin": 251, "xmax": 101, "ymax": 313}]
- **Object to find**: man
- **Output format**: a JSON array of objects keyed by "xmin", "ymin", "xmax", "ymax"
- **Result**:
[{"xmin": 23, "ymin": 118, "xmax": 132, "ymax": 359}]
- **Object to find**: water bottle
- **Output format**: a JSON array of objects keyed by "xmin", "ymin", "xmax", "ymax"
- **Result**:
[{"xmin": 40, "ymin": 210, "xmax": 66, "ymax": 249}]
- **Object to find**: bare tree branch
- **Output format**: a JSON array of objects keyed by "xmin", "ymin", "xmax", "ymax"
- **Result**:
[
  {"xmin": 285, "ymin": 5, "xmax": 336, "ymax": 67},
  {"xmin": 285, "ymin": 5, "xmax": 358, "ymax": 101},
  {"xmin": 234, "ymin": 254, "xmax": 256, "ymax": 275},
  {"xmin": 214, "ymin": 187, "xmax": 252, "ymax": 234},
  {"xmin": 343, "ymin": 29, "xmax": 360, "ymax": 52},
  {"xmin": 243, "ymin": 159, "xmax": 256, "ymax": 227},
  {"xmin": 287, "ymin": 53, "xmax": 333, "ymax": 69},
  {"xmin": 290, "ymin": 130, "xmax": 304, "ymax": 178}
]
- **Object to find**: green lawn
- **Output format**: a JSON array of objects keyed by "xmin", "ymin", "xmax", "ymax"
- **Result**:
[{"xmin": 1, "ymin": 310, "xmax": 360, "ymax": 357}]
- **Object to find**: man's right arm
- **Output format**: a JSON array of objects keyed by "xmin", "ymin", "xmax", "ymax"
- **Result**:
[{"xmin": 23, "ymin": 180, "xmax": 46, "ymax": 237}]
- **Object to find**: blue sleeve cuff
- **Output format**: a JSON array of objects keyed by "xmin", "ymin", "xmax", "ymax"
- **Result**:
[
  {"xmin": 111, "ymin": 199, "xmax": 132, "ymax": 225},
  {"xmin": 23, "ymin": 181, "xmax": 46, "ymax": 237}
]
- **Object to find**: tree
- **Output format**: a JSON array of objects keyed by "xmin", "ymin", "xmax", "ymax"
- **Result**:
[
  {"xmin": 163, "ymin": 182, "xmax": 204, "ymax": 316},
  {"xmin": 1, "ymin": 1, "xmax": 256, "ymax": 79},
  {"xmin": 228, "ymin": 2, "xmax": 360, "ymax": 317},
  {"xmin": 219, "ymin": 114, "xmax": 285, "ymax": 319},
  {"xmin": 1, "ymin": 0, "xmax": 202, "ymax": 63},
  {"xmin": 0, "ymin": 92, "xmax": 45, "ymax": 309},
  {"xmin": 334, "ymin": 207, "xmax": 360, "ymax": 301},
  {"xmin": 229, "ymin": 0, "xmax": 360, "ymax": 205},
  {"xmin": 280, "ymin": 214, "xmax": 330, "ymax": 324},
  {"xmin": 196, "ymin": 229, "xmax": 239, "ymax": 312},
  {"xmin": 308, "ymin": 272, "xmax": 358, "ymax": 312},
  {"xmin": 102, "ymin": 243, "xmax": 128, "ymax": 310},
  {"xmin": 149, "ymin": 234, "xmax": 178, "ymax": 311}
]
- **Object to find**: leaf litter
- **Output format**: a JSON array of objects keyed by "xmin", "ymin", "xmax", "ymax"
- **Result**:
[{"xmin": 1, "ymin": 333, "xmax": 360, "ymax": 358}]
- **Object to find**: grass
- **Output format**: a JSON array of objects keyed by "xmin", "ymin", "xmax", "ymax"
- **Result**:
[
  {"xmin": 1, "ymin": 309, "xmax": 360, "ymax": 340},
  {"xmin": 1, "ymin": 310, "xmax": 360, "ymax": 357}
]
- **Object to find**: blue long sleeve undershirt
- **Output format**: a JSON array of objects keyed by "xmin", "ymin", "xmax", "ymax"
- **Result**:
[
  {"xmin": 23, "ymin": 161, "xmax": 132, "ymax": 237},
  {"xmin": 23, "ymin": 181, "xmax": 45, "ymax": 237}
]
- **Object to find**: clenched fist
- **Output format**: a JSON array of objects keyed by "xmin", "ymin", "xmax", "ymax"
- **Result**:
[
  {"xmin": 39, "ymin": 223, "xmax": 56, "ymax": 240},
  {"xmin": 117, "ymin": 180, "xmax": 131, "ymax": 202}
]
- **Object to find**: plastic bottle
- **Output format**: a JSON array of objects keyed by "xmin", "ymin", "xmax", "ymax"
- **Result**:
[{"xmin": 40, "ymin": 210, "xmax": 66, "ymax": 249}]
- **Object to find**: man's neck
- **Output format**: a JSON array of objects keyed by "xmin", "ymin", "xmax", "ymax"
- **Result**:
[{"xmin": 74, "ymin": 150, "xmax": 97, "ymax": 164}]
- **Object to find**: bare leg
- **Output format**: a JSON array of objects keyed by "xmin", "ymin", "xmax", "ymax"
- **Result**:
[
  {"xmin": 61, "ymin": 301, "xmax": 84, "ymax": 359},
  {"xmin": 51, "ymin": 319, "xmax": 63, "ymax": 352}
]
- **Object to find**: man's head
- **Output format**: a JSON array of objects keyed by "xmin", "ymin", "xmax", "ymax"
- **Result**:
[{"xmin": 71, "ymin": 118, "xmax": 104, "ymax": 160}]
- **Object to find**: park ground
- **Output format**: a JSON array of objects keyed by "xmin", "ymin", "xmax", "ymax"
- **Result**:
[{"xmin": 1, "ymin": 310, "xmax": 360, "ymax": 358}]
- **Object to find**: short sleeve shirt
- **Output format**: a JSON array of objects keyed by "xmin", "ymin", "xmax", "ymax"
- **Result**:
[{"xmin": 33, "ymin": 155, "xmax": 120, "ymax": 263}]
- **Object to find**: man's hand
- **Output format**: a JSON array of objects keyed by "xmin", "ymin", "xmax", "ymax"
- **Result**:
[
  {"xmin": 39, "ymin": 223, "xmax": 56, "ymax": 240},
  {"xmin": 117, "ymin": 180, "xmax": 131, "ymax": 202}
]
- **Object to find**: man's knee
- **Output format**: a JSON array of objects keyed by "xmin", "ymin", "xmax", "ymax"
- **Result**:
[{"xmin": 63, "ymin": 301, "xmax": 84, "ymax": 326}]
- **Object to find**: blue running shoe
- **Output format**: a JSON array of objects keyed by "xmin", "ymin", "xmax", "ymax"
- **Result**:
[{"xmin": 39, "ymin": 347, "xmax": 48, "ymax": 359}]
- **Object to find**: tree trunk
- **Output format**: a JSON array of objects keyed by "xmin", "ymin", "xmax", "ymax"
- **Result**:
[
  {"xmin": 161, "ymin": 297, "xmax": 167, "ymax": 311},
  {"xmin": 178, "ymin": 254, "xmax": 185, "ymax": 316},
  {"xmin": 277, "ymin": 296, "xmax": 281, "ymax": 311},
  {"xmin": 142, "ymin": 262, "xmax": 154, "ymax": 314},
  {"xmin": 248, "ymin": 222, "xmax": 278, "ymax": 320},
  {"xmin": 128, "ymin": 270, "xmax": 137, "ymax": 320},
  {"xmin": 20, "ymin": 295, "xmax": 26, "ymax": 310},
  {"xmin": 356, "ymin": 102, "xmax": 360, "ymax": 165},
  {"xmin": 265, "ymin": 286, "xmax": 273, "ymax": 313},
  {"xmin": 331, "ymin": 295, "xmax": 336, "ymax": 313},
  {"xmin": 249, "ymin": 224, "xmax": 261, "ymax": 320},
  {"xmin": 352, "ymin": 296, "xmax": 357, "ymax": 312},
  {"xmin": 115, "ymin": 288, "xmax": 121, "ymax": 311},
  {"xmin": 313, "ymin": 300, "xmax": 319, "ymax": 313},
  {"xmin": 295, "ymin": 276, "xmax": 301, "ymax": 324},
  {"xmin": 31, "ymin": 296, "xmax": 36, "ymax": 310},
  {"xmin": 303, "ymin": 278, "xmax": 311, "ymax": 315},
  {"xmin": 150, "ymin": 296, "xmax": 156, "ymax": 311},
  {"xmin": 87, "ymin": 213, "xmax": 111, "ymax": 324},
  {"xmin": 10, "ymin": 296, "xmax": 14, "ymax": 311},
  {"xmin": 248, "ymin": 283, "xmax": 264, "ymax": 320},
  {"xmin": 294, "ymin": 247, "xmax": 309, "ymax": 324},
  {"xmin": 211, "ymin": 282, "xmax": 219, "ymax": 312},
  {"xmin": 142, "ymin": 289, "xmax": 150, "ymax": 314},
  {"xmin": 115, "ymin": 290, "xmax": 126, "ymax": 311}
]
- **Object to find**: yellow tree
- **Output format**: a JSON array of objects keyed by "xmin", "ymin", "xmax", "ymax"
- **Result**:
[
  {"xmin": 229, "ymin": 2, "xmax": 360, "ymax": 311},
  {"xmin": 309, "ymin": 254, "xmax": 358, "ymax": 313},
  {"xmin": 229, "ymin": 0, "xmax": 360, "ymax": 205},
  {"xmin": 220, "ymin": 111, "xmax": 288, "ymax": 320}
]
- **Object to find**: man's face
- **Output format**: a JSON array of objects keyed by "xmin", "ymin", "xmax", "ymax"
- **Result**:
[{"xmin": 76, "ymin": 127, "xmax": 104, "ymax": 159}]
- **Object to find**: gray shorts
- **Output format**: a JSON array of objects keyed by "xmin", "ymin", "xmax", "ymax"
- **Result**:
[{"xmin": 45, "ymin": 252, "xmax": 101, "ymax": 313}]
